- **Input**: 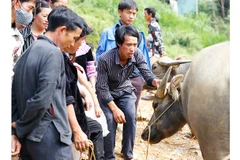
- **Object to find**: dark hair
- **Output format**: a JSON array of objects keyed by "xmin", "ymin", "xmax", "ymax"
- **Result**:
[
  {"xmin": 144, "ymin": 7, "xmax": 159, "ymax": 22},
  {"xmin": 115, "ymin": 25, "xmax": 139, "ymax": 47},
  {"xmin": 51, "ymin": 0, "xmax": 59, "ymax": 3},
  {"xmin": 20, "ymin": 0, "xmax": 37, "ymax": 2},
  {"xmin": 87, "ymin": 42, "xmax": 94, "ymax": 51},
  {"xmin": 118, "ymin": 0, "xmax": 138, "ymax": 12},
  {"xmin": 79, "ymin": 17, "xmax": 93, "ymax": 38},
  {"xmin": 50, "ymin": 0, "xmax": 68, "ymax": 4},
  {"xmin": 34, "ymin": 1, "xmax": 51, "ymax": 16},
  {"xmin": 46, "ymin": 6, "xmax": 84, "ymax": 32}
]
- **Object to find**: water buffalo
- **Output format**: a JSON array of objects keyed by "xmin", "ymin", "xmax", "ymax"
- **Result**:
[{"xmin": 141, "ymin": 41, "xmax": 230, "ymax": 160}]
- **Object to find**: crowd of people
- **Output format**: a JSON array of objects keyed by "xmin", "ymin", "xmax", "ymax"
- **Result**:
[{"xmin": 11, "ymin": 0, "xmax": 165, "ymax": 160}]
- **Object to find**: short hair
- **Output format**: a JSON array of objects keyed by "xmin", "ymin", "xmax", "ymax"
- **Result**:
[
  {"xmin": 118, "ymin": 0, "xmax": 138, "ymax": 12},
  {"xmin": 46, "ymin": 6, "xmax": 84, "ymax": 32},
  {"xmin": 115, "ymin": 25, "xmax": 139, "ymax": 47},
  {"xmin": 144, "ymin": 7, "xmax": 159, "ymax": 22}
]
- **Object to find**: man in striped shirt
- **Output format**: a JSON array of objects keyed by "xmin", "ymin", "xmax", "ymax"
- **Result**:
[{"xmin": 96, "ymin": 25, "xmax": 161, "ymax": 160}]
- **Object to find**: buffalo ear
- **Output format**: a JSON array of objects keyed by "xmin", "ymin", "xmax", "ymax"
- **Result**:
[{"xmin": 169, "ymin": 74, "xmax": 184, "ymax": 100}]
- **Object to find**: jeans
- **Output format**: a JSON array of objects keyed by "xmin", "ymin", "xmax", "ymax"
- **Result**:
[{"xmin": 99, "ymin": 91, "xmax": 137, "ymax": 160}]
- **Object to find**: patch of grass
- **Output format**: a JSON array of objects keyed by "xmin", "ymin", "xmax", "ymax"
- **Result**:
[{"xmin": 69, "ymin": 0, "xmax": 230, "ymax": 58}]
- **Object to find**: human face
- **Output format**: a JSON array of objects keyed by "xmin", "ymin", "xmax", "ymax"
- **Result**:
[
  {"xmin": 14, "ymin": 0, "xmax": 36, "ymax": 14},
  {"xmin": 118, "ymin": 8, "xmax": 137, "ymax": 25},
  {"xmin": 51, "ymin": 0, "xmax": 68, "ymax": 8},
  {"xmin": 33, "ymin": 7, "xmax": 52, "ymax": 30},
  {"xmin": 13, "ymin": 0, "xmax": 36, "ymax": 28},
  {"xmin": 118, "ymin": 34, "xmax": 138, "ymax": 60},
  {"xmin": 57, "ymin": 27, "xmax": 82, "ymax": 52},
  {"xmin": 144, "ymin": 10, "xmax": 151, "ymax": 21},
  {"xmin": 64, "ymin": 36, "xmax": 86, "ymax": 54}
]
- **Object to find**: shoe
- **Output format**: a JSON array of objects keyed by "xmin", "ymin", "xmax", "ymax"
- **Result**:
[{"xmin": 141, "ymin": 94, "xmax": 154, "ymax": 100}]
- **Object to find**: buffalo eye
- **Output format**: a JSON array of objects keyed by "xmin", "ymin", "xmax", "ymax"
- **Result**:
[{"xmin": 152, "ymin": 102, "xmax": 159, "ymax": 110}]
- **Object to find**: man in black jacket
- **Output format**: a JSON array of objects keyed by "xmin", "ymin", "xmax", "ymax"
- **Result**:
[{"xmin": 12, "ymin": 6, "xmax": 83, "ymax": 160}]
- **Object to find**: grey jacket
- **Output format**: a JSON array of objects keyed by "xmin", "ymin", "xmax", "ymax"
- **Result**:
[{"xmin": 12, "ymin": 35, "xmax": 72, "ymax": 145}]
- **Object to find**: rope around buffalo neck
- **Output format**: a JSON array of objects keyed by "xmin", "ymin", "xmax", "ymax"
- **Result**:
[{"xmin": 146, "ymin": 94, "xmax": 180, "ymax": 160}]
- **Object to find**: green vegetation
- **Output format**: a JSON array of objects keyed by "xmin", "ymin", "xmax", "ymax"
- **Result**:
[{"xmin": 69, "ymin": 0, "xmax": 229, "ymax": 59}]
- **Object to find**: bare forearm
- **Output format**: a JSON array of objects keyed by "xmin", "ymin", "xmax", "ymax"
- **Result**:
[
  {"xmin": 78, "ymin": 70, "xmax": 99, "ymax": 108},
  {"xmin": 66, "ymin": 104, "xmax": 82, "ymax": 134}
]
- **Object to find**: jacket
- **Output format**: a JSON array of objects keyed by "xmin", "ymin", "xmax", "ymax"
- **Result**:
[{"xmin": 12, "ymin": 35, "xmax": 72, "ymax": 145}]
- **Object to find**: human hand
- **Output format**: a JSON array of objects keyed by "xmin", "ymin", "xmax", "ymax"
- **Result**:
[
  {"xmin": 73, "ymin": 130, "xmax": 90, "ymax": 153},
  {"xmin": 84, "ymin": 95, "xmax": 93, "ymax": 111},
  {"xmin": 160, "ymin": 52, "xmax": 168, "ymax": 57},
  {"xmin": 112, "ymin": 107, "xmax": 126, "ymax": 124},
  {"xmin": 94, "ymin": 105, "xmax": 102, "ymax": 118},
  {"xmin": 152, "ymin": 79, "xmax": 161, "ymax": 88},
  {"xmin": 11, "ymin": 135, "xmax": 21, "ymax": 157},
  {"xmin": 12, "ymin": 122, "xmax": 16, "ymax": 129}
]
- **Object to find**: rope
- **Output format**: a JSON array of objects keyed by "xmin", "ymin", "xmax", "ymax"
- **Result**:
[
  {"xmin": 145, "ymin": 94, "xmax": 180, "ymax": 160},
  {"xmin": 80, "ymin": 140, "xmax": 96, "ymax": 160}
]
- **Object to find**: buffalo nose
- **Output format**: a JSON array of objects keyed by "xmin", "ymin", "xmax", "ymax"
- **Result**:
[{"xmin": 141, "ymin": 128, "xmax": 149, "ymax": 141}]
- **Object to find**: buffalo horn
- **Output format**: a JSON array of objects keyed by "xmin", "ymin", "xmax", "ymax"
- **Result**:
[
  {"xmin": 155, "ymin": 66, "xmax": 172, "ymax": 98},
  {"xmin": 158, "ymin": 59, "xmax": 192, "ymax": 66}
]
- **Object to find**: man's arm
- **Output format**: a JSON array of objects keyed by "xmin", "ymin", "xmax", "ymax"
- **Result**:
[
  {"xmin": 96, "ymin": 30, "xmax": 108, "ymax": 62},
  {"xmin": 67, "ymin": 104, "xmax": 89, "ymax": 153},
  {"xmin": 107, "ymin": 101, "xmax": 126, "ymax": 124},
  {"xmin": 96, "ymin": 58, "xmax": 114, "ymax": 103},
  {"xmin": 76, "ymin": 69, "xmax": 102, "ymax": 117}
]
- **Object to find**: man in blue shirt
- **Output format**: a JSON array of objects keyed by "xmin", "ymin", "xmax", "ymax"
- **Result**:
[
  {"xmin": 96, "ymin": 25, "xmax": 161, "ymax": 160},
  {"xmin": 96, "ymin": 0, "xmax": 151, "ymax": 114}
]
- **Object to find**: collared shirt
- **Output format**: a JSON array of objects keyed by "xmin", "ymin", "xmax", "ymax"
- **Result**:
[
  {"xmin": 147, "ymin": 18, "xmax": 164, "ymax": 55},
  {"xmin": 96, "ymin": 20, "xmax": 151, "ymax": 71},
  {"xmin": 12, "ymin": 35, "xmax": 72, "ymax": 145},
  {"xmin": 96, "ymin": 48, "xmax": 155, "ymax": 104}
]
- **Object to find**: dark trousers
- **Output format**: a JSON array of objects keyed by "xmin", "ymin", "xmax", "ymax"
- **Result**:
[
  {"xmin": 19, "ymin": 122, "xmax": 74, "ymax": 160},
  {"xmin": 99, "ymin": 91, "xmax": 137, "ymax": 160},
  {"xmin": 87, "ymin": 117, "xmax": 104, "ymax": 160},
  {"xmin": 130, "ymin": 76, "xmax": 144, "ymax": 112}
]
